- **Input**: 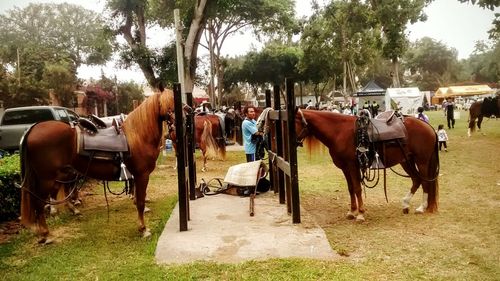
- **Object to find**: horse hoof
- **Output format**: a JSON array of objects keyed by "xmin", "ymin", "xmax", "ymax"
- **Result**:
[
  {"xmin": 142, "ymin": 228, "xmax": 152, "ymax": 238},
  {"xmin": 144, "ymin": 207, "xmax": 151, "ymax": 213},
  {"xmin": 72, "ymin": 209, "xmax": 81, "ymax": 215},
  {"xmin": 346, "ymin": 212, "xmax": 356, "ymax": 220},
  {"xmin": 73, "ymin": 199, "xmax": 82, "ymax": 206},
  {"xmin": 356, "ymin": 214, "xmax": 365, "ymax": 222},
  {"xmin": 415, "ymin": 207, "xmax": 425, "ymax": 214},
  {"xmin": 403, "ymin": 208, "xmax": 409, "ymax": 214},
  {"xmin": 38, "ymin": 237, "xmax": 54, "ymax": 245}
]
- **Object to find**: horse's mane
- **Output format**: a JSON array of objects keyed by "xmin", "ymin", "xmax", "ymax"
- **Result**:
[
  {"xmin": 124, "ymin": 93, "xmax": 162, "ymax": 146},
  {"xmin": 303, "ymin": 135, "xmax": 326, "ymax": 157}
]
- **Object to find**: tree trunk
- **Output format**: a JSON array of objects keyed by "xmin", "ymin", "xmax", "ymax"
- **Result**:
[
  {"xmin": 183, "ymin": 0, "xmax": 210, "ymax": 93},
  {"xmin": 392, "ymin": 58, "xmax": 401, "ymax": 88}
]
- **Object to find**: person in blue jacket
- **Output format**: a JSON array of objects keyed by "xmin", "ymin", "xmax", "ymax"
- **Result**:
[{"xmin": 242, "ymin": 106, "xmax": 262, "ymax": 162}]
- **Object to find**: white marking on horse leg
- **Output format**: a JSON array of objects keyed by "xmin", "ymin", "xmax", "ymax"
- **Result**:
[
  {"xmin": 346, "ymin": 210, "xmax": 356, "ymax": 220},
  {"xmin": 142, "ymin": 228, "xmax": 151, "ymax": 238},
  {"xmin": 467, "ymin": 128, "xmax": 471, "ymax": 137},
  {"xmin": 356, "ymin": 214, "xmax": 365, "ymax": 222},
  {"xmin": 49, "ymin": 198, "xmax": 58, "ymax": 216},
  {"xmin": 402, "ymin": 191, "xmax": 413, "ymax": 209},
  {"xmin": 415, "ymin": 192, "xmax": 429, "ymax": 214}
]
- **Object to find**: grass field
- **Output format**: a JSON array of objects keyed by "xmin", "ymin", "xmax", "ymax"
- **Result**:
[{"xmin": 0, "ymin": 110, "xmax": 499, "ymax": 280}]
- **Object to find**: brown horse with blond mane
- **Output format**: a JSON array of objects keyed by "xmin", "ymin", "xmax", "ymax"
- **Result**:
[
  {"xmin": 295, "ymin": 109, "xmax": 439, "ymax": 221},
  {"xmin": 20, "ymin": 90, "xmax": 174, "ymax": 243},
  {"xmin": 169, "ymin": 113, "xmax": 226, "ymax": 172}
]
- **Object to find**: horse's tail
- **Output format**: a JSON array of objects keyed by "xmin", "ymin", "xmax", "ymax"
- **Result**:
[
  {"xmin": 426, "ymin": 133, "xmax": 440, "ymax": 213},
  {"xmin": 201, "ymin": 120, "xmax": 219, "ymax": 160},
  {"xmin": 20, "ymin": 132, "xmax": 37, "ymax": 229},
  {"xmin": 216, "ymin": 121, "xmax": 226, "ymax": 160}
]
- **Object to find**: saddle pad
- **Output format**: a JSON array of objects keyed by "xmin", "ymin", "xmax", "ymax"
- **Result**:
[
  {"xmin": 224, "ymin": 160, "xmax": 262, "ymax": 187},
  {"xmin": 368, "ymin": 117, "xmax": 407, "ymax": 142},
  {"xmin": 82, "ymin": 130, "xmax": 129, "ymax": 152}
]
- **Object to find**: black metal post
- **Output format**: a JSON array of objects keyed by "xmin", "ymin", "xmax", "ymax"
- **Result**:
[
  {"xmin": 174, "ymin": 83, "xmax": 188, "ymax": 231},
  {"xmin": 286, "ymin": 78, "xmax": 300, "ymax": 223},
  {"xmin": 274, "ymin": 85, "xmax": 285, "ymax": 204},
  {"xmin": 186, "ymin": 92, "xmax": 197, "ymax": 201}
]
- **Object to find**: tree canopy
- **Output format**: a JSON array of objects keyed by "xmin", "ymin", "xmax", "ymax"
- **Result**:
[{"xmin": 0, "ymin": 3, "xmax": 114, "ymax": 107}]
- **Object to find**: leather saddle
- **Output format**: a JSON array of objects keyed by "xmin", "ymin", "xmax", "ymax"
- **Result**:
[
  {"xmin": 76, "ymin": 116, "xmax": 128, "ymax": 159},
  {"xmin": 367, "ymin": 110, "xmax": 407, "ymax": 142}
]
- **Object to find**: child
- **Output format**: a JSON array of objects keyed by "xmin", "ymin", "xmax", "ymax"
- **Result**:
[
  {"xmin": 415, "ymin": 106, "xmax": 429, "ymax": 123},
  {"xmin": 436, "ymin": 124, "xmax": 448, "ymax": 152}
]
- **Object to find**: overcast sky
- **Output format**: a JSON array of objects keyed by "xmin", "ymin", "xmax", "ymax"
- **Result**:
[{"xmin": 1, "ymin": 0, "xmax": 498, "ymax": 83}]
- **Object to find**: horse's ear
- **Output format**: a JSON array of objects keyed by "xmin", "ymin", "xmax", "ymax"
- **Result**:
[{"xmin": 157, "ymin": 81, "xmax": 165, "ymax": 92}]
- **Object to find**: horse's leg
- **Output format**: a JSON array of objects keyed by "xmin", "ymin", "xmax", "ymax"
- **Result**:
[
  {"xmin": 400, "ymin": 163, "xmax": 422, "ymax": 214},
  {"xmin": 478, "ymin": 115, "xmax": 484, "ymax": 134},
  {"xmin": 201, "ymin": 145, "xmax": 208, "ymax": 172},
  {"xmin": 353, "ymin": 175, "xmax": 366, "ymax": 222},
  {"xmin": 343, "ymin": 168, "xmax": 365, "ymax": 221},
  {"xmin": 341, "ymin": 169, "xmax": 357, "ymax": 219},
  {"xmin": 133, "ymin": 176, "xmax": 151, "ymax": 238},
  {"xmin": 35, "ymin": 180, "xmax": 55, "ymax": 244}
]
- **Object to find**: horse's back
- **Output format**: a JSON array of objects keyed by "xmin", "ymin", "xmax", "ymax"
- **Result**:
[{"xmin": 25, "ymin": 121, "xmax": 75, "ymax": 172}]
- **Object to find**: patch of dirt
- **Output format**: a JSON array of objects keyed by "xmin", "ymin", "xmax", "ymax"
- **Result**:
[{"xmin": 0, "ymin": 220, "xmax": 22, "ymax": 244}]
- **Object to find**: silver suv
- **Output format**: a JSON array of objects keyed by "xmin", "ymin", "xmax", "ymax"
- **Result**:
[{"xmin": 0, "ymin": 106, "xmax": 79, "ymax": 153}]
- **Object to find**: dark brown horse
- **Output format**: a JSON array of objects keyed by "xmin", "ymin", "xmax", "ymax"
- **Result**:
[
  {"xmin": 295, "ymin": 110, "xmax": 439, "ymax": 221},
  {"xmin": 20, "ymin": 90, "xmax": 174, "ymax": 243},
  {"xmin": 169, "ymin": 113, "xmax": 226, "ymax": 172},
  {"xmin": 467, "ymin": 96, "xmax": 500, "ymax": 137}
]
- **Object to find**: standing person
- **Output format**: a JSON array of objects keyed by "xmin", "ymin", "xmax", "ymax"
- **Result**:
[
  {"xmin": 415, "ymin": 106, "xmax": 429, "ymax": 123},
  {"xmin": 436, "ymin": 124, "xmax": 448, "ymax": 152},
  {"xmin": 242, "ymin": 106, "xmax": 261, "ymax": 162},
  {"xmin": 371, "ymin": 100, "xmax": 379, "ymax": 116},
  {"xmin": 445, "ymin": 98, "xmax": 455, "ymax": 129},
  {"xmin": 363, "ymin": 100, "xmax": 370, "ymax": 112}
]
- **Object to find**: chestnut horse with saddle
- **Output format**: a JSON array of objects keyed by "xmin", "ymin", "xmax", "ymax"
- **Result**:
[
  {"xmin": 294, "ymin": 109, "xmax": 439, "ymax": 221},
  {"xmin": 20, "ymin": 89, "xmax": 174, "ymax": 243}
]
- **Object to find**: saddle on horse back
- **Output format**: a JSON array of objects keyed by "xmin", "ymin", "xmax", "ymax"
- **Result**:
[
  {"xmin": 367, "ymin": 110, "xmax": 407, "ymax": 142},
  {"xmin": 356, "ymin": 110, "xmax": 407, "ymax": 171},
  {"xmin": 75, "ymin": 114, "xmax": 132, "ymax": 181}
]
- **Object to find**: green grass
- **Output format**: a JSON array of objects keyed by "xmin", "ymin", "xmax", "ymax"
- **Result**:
[{"xmin": 1, "ymin": 110, "xmax": 499, "ymax": 280}]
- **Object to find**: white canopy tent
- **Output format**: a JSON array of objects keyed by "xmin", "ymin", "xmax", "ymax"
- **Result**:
[{"xmin": 385, "ymin": 88, "xmax": 423, "ymax": 115}]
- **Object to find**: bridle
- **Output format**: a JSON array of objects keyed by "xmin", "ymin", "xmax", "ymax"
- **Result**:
[{"xmin": 296, "ymin": 108, "xmax": 309, "ymax": 147}]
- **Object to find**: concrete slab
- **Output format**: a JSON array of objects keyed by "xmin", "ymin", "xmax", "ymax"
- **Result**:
[{"xmin": 155, "ymin": 192, "xmax": 338, "ymax": 264}]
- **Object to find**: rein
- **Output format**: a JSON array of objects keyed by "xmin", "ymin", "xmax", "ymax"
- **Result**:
[{"xmin": 296, "ymin": 109, "xmax": 309, "ymax": 147}]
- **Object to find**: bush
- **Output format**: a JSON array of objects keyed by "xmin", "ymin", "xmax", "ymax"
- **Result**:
[{"xmin": 0, "ymin": 154, "xmax": 21, "ymax": 221}]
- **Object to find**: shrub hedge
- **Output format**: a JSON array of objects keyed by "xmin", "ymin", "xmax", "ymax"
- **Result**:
[{"xmin": 0, "ymin": 154, "xmax": 21, "ymax": 221}]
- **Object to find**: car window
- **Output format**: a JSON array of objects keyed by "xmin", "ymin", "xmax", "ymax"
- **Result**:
[
  {"xmin": 2, "ymin": 109, "xmax": 54, "ymax": 125},
  {"xmin": 56, "ymin": 109, "xmax": 69, "ymax": 122}
]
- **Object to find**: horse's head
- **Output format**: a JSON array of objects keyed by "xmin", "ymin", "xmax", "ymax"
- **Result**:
[
  {"xmin": 295, "ymin": 108, "xmax": 309, "ymax": 147},
  {"xmin": 158, "ymin": 89, "xmax": 175, "ymax": 120}
]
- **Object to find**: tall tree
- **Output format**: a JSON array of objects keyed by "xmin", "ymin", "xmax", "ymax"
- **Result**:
[
  {"xmin": 107, "ymin": 0, "xmax": 211, "ymax": 92},
  {"xmin": 201, "ymin": 0, "xmax": 296, "ymax": 106},
  {"xmin": 300, "ymin": 1, "xmax": 377, "ymax": 98},
  {"xmin": 462, "ymin": 40, "xmax": 500, "ymax": 84},
  {"xmin": 369, "ymin": 0, "xmax": 430, "ymax": 87},
  {"xmin": 0, "ymin": 3, "xmax": 114, "ymax": 106},
  {"xmin": 404, "ymin": 37, "xmax": 460, "ymax": 90}
]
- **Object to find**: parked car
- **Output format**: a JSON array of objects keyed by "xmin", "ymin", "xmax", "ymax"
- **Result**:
[{"xmin": 0, "ymin": 106, "xmax": 79, "ymax": 153}]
